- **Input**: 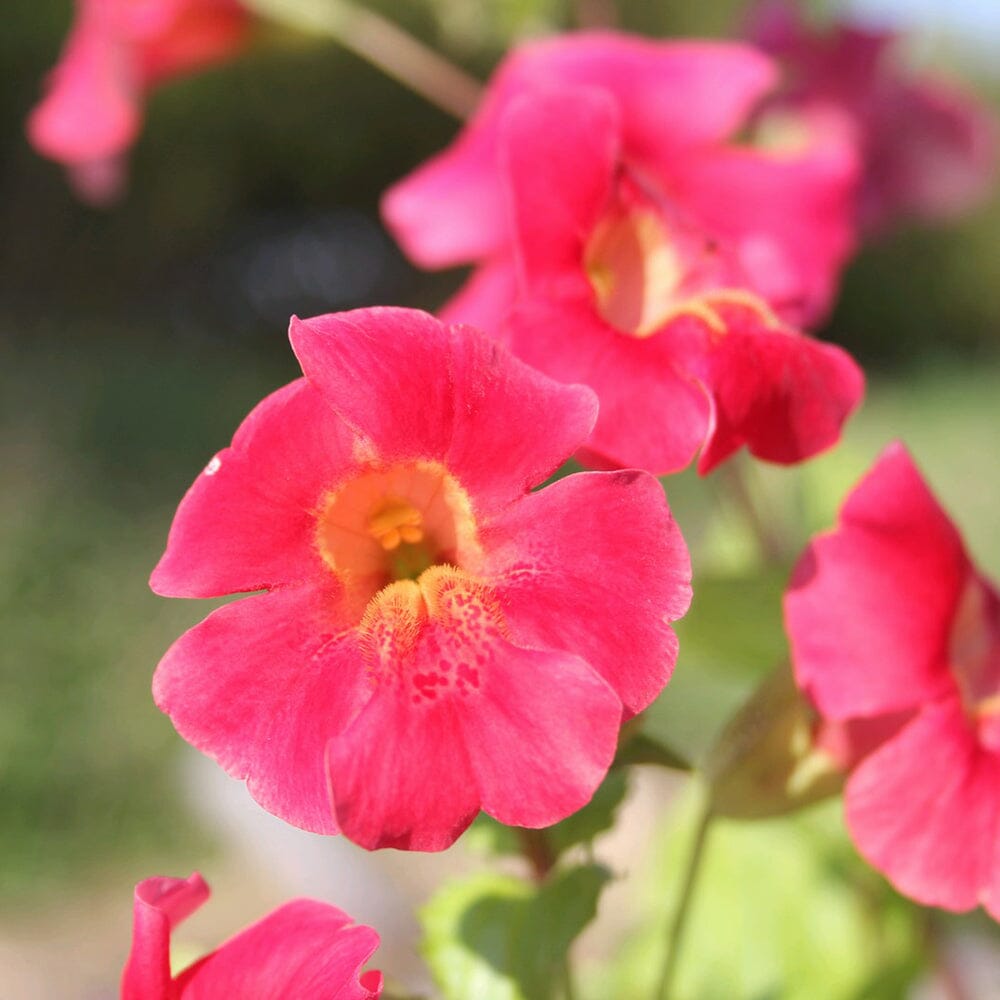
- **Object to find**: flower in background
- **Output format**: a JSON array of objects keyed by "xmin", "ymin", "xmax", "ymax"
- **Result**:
[
  {"xmin": 150, "ymin": 307, "xmax": 691, "ymax": 850},
  {"xmin": 785, "ymin": 443, "xmax": 1000, "ymax": 919},
  {"xmin": 500, "ymin": 88, "xmax": 863, "ymax": 474},
  {"xmin": 27, "ymin": 0, "xmax": 250, "ymax": 203},
  {"xmin": 121, "ymin": 872, "xmax": 382, "ymax": 999},
  {"xmin": 382, "ymin": 31, "xmax": 859, "ymax": 333},
  {"xmin": 746, "ymin": 0, "xmax": 998, "ymax": 234}
]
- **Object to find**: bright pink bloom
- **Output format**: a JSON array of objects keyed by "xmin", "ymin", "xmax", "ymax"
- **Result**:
[
  {"xmin": 499, "ymin": 89, "xmax": 863, "ymax": 475},
  {"xmin": 383, "ymin": 30, "xmax": 858, "ymax": 331},
  {"xmin": 121, "ymin": 872, "xmax": 382, "ymax": 999},
  {"xmin": 151, "ymin": 307, "xmax": 690, "ymax": 850},
  {"xmin": 785, "ymin": 444, "xmax": 1000, "ymax": 918},
  {"xmin": 746, "ymin": 0, "xmax": 998, "ymax": 234},
  {"xmin": 27, "ymin": 0, "xmax": 250, "ymax": 202}
]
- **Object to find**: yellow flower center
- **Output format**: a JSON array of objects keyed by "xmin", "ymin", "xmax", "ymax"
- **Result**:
[
  {"xmin": 315, "ymin": 460, "xmax": 481, "ymax": 619},
  {"xmin": 583, "ymin": 197, "xmax": 782, "ymax": 340},
  {"xmin": 585, "ymin": 207, "xmax": 683, "ymax": 337},
  {"xmin": 950, "ymin": 578, "xmax": 1000, "ymax": 723}
]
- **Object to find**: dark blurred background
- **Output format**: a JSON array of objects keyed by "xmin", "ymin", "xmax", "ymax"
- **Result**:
[{"xmin": 1, "ymin": 1, "xmax": 998, "ymax": 996}]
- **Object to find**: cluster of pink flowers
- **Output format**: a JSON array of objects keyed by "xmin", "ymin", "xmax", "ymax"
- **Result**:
[
  {"xmin": 26, "ymin": 1, "xmax": 997, "ymax": 992},
  {"xmin": 383, "ymin": 33, "xmax": 865, "ymax": 474}
]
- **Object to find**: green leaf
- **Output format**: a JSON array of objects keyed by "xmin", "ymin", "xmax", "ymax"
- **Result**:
[
  {"xmin": 643, "ymin": 568, "xmax": 791, "ymax": 763},
  {"xmin": 613, "ymin": 731, "xmax": 692, "ymax": 771},
  {"xmin": 422, "ymin": 865, "xmax": 611, "ymax": 1000},
  {"xmin": 588, "ymin": 796, "xmax": 928, "ymax": 1000}
]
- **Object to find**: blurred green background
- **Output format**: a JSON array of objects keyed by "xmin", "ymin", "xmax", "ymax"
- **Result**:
[{"xmin": 1, "ymin": 0, "xmax": 999, "ymax": 997}]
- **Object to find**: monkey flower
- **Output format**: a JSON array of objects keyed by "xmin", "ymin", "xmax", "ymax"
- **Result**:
[
  {"xmin": 785, "ymin": 443, "xmax": 1000, "ymax": 919},
  {"xmin": 382, "ymin": 31, "xmax": 858, "ymax": 332},
  {"xmin": 499, "ymin": 88, "xmax": 863, "ymax": 475},
  {"xmin": 746, "ymin": 0, "xmax": 998, "ymax": 234},
  {"xmin": 27, "ymin": 0, "xmax": 250, "ymax": 203},
  {"xmin": 121, "ymin": 872, "xmax": 382, "ymax": 999},
  {"xmin": 151, "ymin": 307, "xmax": 691, "ymax": 850}
]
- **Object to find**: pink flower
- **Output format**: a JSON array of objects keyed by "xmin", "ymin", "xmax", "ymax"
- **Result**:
[
  {"xmin": 151, "ymin": 307, "xmax": 691, "ymax": 850},
  {"xmin": 746, "ymin": 0, "xmax": 998, "ymax": 234},
  {"xmin": 27, "ymin": 0, "xmax": 250, "ymax": 203},
  {"xmin": 499, "ymin": 88, "xmax": 863, "ymax": 475},
  {"xmin": 382, "ymin": 31, "xmax": 858, "ymax": 331},
  {"xmin": 121, "ymin": 872, "xmax": 382, "ymax": 999},
  {"xmin": 785, "ymin": 443, "xmax": 1000, "ymax": 918}
]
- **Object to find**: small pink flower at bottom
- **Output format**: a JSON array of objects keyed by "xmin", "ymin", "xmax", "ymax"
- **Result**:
[
  {"xmin": 121, "ymin": 872, "xmax": 382, "ymax": 999},
  {"xmin": 27, "ymin": 0, "xmax": 250, "ymax": 202},
  {"xmin": 785, "ymin": 443, "xmax": 1000, "ymax": 919},
  {"xmin": 151, "ymin": 307, "xmax": 691, "ymax": 850}
]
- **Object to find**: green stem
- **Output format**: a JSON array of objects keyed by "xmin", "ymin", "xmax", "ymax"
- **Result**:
[
  {"xmin": 924, "ymin": 913, "xmax": 968, "ymax": 1000},
  {"xmin": 249, "ymin": 0, "xmax": 482, "ymax": 119},
  {"xmin": 517, "ymin": 826, "xmax": 556, "ymax": 883},
  {"xmin": 574, "ymin": 0, "xmax": 619, "ymax": 28},
  {"xmin": 517, "ymin": 829, "xmax": 580, "ymax": 1000},
  {"xmin": 719, "ymin": 460, "xmax": 787, "ymax": 566},
  {"xmin": 655, "ymin": 799, "xmax": 714, "ymax": 1000},
  {"xmin": 562, "ymin": 955, "xmax": 579, "ymax": 1000}
]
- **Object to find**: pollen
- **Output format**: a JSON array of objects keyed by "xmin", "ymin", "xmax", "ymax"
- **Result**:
[
  {"xmin": 314, "ymin": 460, "xmax": 482, "ymax": 616},
  {"xmin": 368, "ymin": 499, "xmax": 425, "ymax": 551}
]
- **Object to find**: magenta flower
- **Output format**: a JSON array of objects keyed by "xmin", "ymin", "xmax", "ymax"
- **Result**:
[
  {"xmin": 121, "ymin": 872, "xmax": 382, "ymax": 999},
  {"xmin": 785, "ymin": 444, "xmax": 1000, "ymax": 918},
  {"xmin": 499, "ymin": 88, "xmax": 863, "ymax": 475},
  {"xmin": 27, "ymin": 0, "xmax": 250, "ymax": 202},
  {"xmin": 746, "ymin": 0, "xmax": 998, "ymax": 234},
  {"xmin": 382, "ymin": 31, "xmax": 858, "ymax": 332},
  {"xmin": 151, "ymin": 307, "xmax": 691, "ymax": 850}
]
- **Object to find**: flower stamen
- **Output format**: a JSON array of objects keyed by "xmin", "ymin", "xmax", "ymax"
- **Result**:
[{"xmin": 368, "ymin": 499, "xmax": 425, "ymax": 551}]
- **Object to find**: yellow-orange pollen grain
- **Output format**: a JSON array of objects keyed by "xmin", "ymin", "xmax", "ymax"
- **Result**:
[{"xmin": 367, "ymin": 498, "xmax": 425, "ymax": 551}]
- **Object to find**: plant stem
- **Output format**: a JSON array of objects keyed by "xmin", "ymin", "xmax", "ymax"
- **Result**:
[
  {"xmin": 925, "ymin": 913, "xmax": 969, "ymax": 1000},
  {"xmin": 574, "ymin": 0, "xmax": 619, "ymax": 28},
  {"xmin": 249, "ymin": 0, "xmax": 482, "ymax": 119},
  {"xmin": 655, "ymin": 799, "xmax": 714, "ymax": 1000},
  {"xmin": 720, "ymin": 460, "xmax": 787, "ymax": 566},
  {"xmin": 517, "ymin": 828, "xmax": 580, "ymax": 1000},
  {"xmin": 517, "ymin": 826, "xmax": 556, "ymax": 883},
  {"xmin": 562, "ymin": 955, "xmax": 579, "ymax": 1000}
]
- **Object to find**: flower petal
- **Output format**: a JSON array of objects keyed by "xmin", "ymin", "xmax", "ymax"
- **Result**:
[
  {"xmin": 668, "ymin": 145, "xmax": 859, "ymax": 327},
  {"xmin": 326, "ymin": 677, "xmax": 482, "ymax": 852},
  {"xmin": 667, "ymin": 305, "xmax": 865, "ymax": 474},
  {"xmin": 381, "ymin": 33, "xmax": 776, "ymax": 268},
  {"xmin": 462, "ymin": 643, "xmax": 620, "ymax": 829},
  {"xmin": 153, "ymin": 585, "xmax": 370, "ymax": 834},
  {"xmin": 151, "ymin": 379, "xmax": 354, "ymax": 598},
  {"xmin": 846, "ymin": 698, "xmax": 1000, "ymax": 913},
  {"xmin": 27, "ymin": 2, "xmax": 141, "ymax": 165},
  {"xmin": 121, "ymin": 873, "xmax": 210, "ymax": 1000},
  {"xmin": 505, "ymin": 300, "xmax": 709, "ymax": 474},
  {"xmin": 175, "ymin": 899, "xmax": 381, "ymax": 1000},
  {"xmin": 438, "ymin": 256, "xmax": 519, "ymax": 336},
  {"xmin": 326, "ymin": 570, "xmax": 621, "ymax": 848},
  {"xmin": 483, "ymin": 470, "xmax": 691, "ymax": 717},
  {"xmin": 502, "ymin": 87, "xmax": 621, "ymax": 281},
  {"xmin": 289, "ymin": 308, "xmax": 597, "ymax": 513},
  {"xmin": 786, "ymin": 443, "xmax": 967, "ymax": 719}
]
